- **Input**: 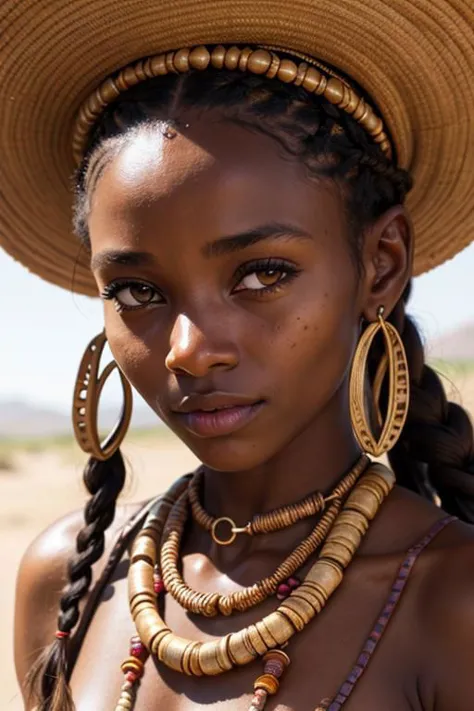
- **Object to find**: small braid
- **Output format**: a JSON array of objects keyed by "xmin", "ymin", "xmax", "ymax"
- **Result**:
[{"xmin": 27, "ymin": 450, "xmax": 126, "ymax": 711}]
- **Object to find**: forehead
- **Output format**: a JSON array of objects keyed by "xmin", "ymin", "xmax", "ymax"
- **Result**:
[{"xmin": 88, "ymin": 115, "xmax": 344, "ymax": 246}]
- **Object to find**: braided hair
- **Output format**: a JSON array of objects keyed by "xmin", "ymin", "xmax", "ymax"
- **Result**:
[{"xmin": 28, "ymin": 60, "xmax": 474, "ymax": 711}]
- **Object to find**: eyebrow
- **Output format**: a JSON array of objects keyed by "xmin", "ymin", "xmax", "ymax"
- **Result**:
[
  {"xmin": 202, "ymin": 222, "xmax": 313, "ymax": 258},
  {"xmin": 91, "ymin": 222, "xmax": 312, "ymax": 271},
  {"xmin": 90, "ymin": 250, "xmax": 156, "ymax": 272}
]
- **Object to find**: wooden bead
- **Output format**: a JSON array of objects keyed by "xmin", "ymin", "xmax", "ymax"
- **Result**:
[
  {"xmin": 215, "ymin": 634, "xmax": 233, "ymax": 672},
  {"xmin": 173, "ymin": 48, "xmax": 191, "ymax": 73},
  {"xmin": 134, "ymin": 60, "xmax": 148, "ymax": 82},
  {"xmin": 228, "ymin": 629, "xmax": 258, "ymax": 666},
  {"xmin": 255, "ymin": 619, "xmax": 279, "ymax": 648},
  {"xmin": 255, "ymin": 673, "xmax": 280, "ymax": 694},
  {"xmin": 150, "ymin": 55, "xmax": 167, "ymax": 76},
  {"xmin": 345, "ymin": 488, "xmax": 380, "ymax": 520},
  {"xmin": 279, "ymin": 601, "xmax": 306, "ymax": 631},
  {"xmin": 247, "ymin": 624, "xmax": 270, "ymax": 656},
  {"xmin": 295, "ymin": 62, "xmax": 309, "ymax": 87},
  {"xmin": 123, "ymin": 66, "xmax": 141, "ymax": 88},
  {"xmin": 320, "ymin": 540, "xmax": 353, "ymax": 568},
  {"xmin": 302, "ymin": 66, "xmax": 323, "ymax": 93},
  {"xmin": 345, "ymin": 90, "xmax": 362, "ymax": 116},
  {"xmin": 165, "ymin": 52, "xmax": 177, "ymax": 74},
  {"xmin": 277, "ymin": 59, "xmax": 298, "ymax": 83},
  {"xmin": 188, "ymin": 46, "xmax": 211, "ymax": 70},
  {"xmin": 149, "ymin": 626, "xmax": 174, "ymax": 657},
  {"xmin": 298, "ymin": 581, "xmax": 326, "ymax": 610},
  {"xmin": 290, "ymin": 586, "xmax": 324, "ymax": 614},
  {"xmin": 189, "ymin": 643, "xmax": 204, "ymax": 676},
  {"xmin": 247, "ymin": 49, "xmax": 273, "ymax": 75},
  {"xmin": 224, "ymin": 46, "xmax": 241, "ymax": 70},
  {"xmin": 99, "ymin": 78, "xmax": 120, "ymax": 104},
  {"xmin": 210, "ymin": 45, "xmax": 226, "ymax": 69},
  {"xmin": 182, "ymin": 641, "xmax": 200, "ymax": 676},
  {"xmin": 265, "ymin": 52, "xmax": 280, "ymax": 79},
  {"xmin": 238, "ymin": 47, "xmax": 253, "ymax": 71},
  {"xmin": 199, "ymin": 641, "xmax": 225, "ymax": 676},
  {"xmin": 265, "ymin": 649, "xmax": 290, "ymax": 665},
  {"xmin": 159, "ymin": 635, "xmax": 189, "ymax": 673},
  {"xmin": 281, "ymin": 595, "xmax": 316, "ymax": 627},
  {"xmin": 130, "ymin": 538, "xmax": 155, "ymax": 564},
  {"xmin": 325, "ymin": 77, "xmax": 345, "ymax": 105},
  {"xmin": 306, "ymin": 558, "xmax": 343, "ymax": 592}
]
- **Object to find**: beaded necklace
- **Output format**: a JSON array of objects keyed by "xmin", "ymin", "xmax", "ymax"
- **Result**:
[{"xmin": 112, "ymin": 459, "xmax": 394, "ymax": 710}]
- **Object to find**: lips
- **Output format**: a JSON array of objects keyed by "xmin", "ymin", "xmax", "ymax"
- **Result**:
[{"xmin": 171, "ymin": 392, "xmax": 265, "ymax": 437}]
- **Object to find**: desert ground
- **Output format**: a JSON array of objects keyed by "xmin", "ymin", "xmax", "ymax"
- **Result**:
[{"xmin": 2, "ymin": 365, "xmax": 473, "ymax": 710}]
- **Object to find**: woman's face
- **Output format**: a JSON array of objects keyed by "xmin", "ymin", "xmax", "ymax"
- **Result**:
[{"xmin": 88, "ymin": 114, "xmax": 364, "ymax": 471}]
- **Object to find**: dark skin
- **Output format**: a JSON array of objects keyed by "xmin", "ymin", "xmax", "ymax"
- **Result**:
[{"xmin": 14, "ymin": 112, "xmax": 474, "ymax": 710}]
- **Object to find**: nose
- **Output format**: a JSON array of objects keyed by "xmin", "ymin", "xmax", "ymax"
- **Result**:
[{"xmin": 165, "ymin": 312, "xmax": 239, "ymax": 377}]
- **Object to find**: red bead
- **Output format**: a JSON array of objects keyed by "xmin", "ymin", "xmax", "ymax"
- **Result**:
[
  {"xmin": 288, "ymin": 576, "xmax": 300, "ymax": 588},
  {"xmin": 154, "ymin": 580, "xmax": 165, "ymax": 594},
  {"xmin": 276, "ymin": 583, "xmax": 291, "ymax": 600},
  {"xmin": 125, "ymin": 671, "xmax": 138, "ymax": 683}
]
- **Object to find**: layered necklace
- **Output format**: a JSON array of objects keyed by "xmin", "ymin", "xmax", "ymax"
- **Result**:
[{"xmin": 114, "ymin": 454, "xmax": 395, "ymax": 710}]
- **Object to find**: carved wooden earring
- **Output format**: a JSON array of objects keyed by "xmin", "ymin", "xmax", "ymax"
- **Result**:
[
  {"xmin": 72, "ymin": 330, "xmax": 133, "ymax": 460},
  {"xmin": 349, "ymin": 307, "xmax": 409, "ymax": 457}
]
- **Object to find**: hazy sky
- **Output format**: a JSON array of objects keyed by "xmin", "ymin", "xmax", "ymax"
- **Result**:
[{"xmin": 1, "ymin": 243, "xmax": 473, "ymax": 412}]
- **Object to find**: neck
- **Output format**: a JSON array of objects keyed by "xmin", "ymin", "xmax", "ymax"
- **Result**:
[{"xmin": 195, "ymin": 390, "xmax": 363, "ymax": 562}]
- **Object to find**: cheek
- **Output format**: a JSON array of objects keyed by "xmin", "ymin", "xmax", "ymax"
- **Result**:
[
  {"xmin": 104, "ymin": 317, "xmax": 161, "ymax": 394},
  {"xmin": 270, "ymin": 278, "xmax": 359, "ymax": 401}
]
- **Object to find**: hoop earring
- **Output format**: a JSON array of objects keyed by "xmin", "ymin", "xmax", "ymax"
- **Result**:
[
  {"xmin": 349, "ymin": 307, "xmax": 409, "ymax": 457},
  {"xmin": 72, "ymin": 330, "xmax": 133, "ymax": 460}
]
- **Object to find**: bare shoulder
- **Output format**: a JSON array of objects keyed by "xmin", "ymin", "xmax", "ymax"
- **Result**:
[
  {"xmin": 416, "ymin": 518, "xmax": 474, "ymax": 710},
  {"xmin": 13, "ymin": 500, "xmax": 145, "ymax": 700}
]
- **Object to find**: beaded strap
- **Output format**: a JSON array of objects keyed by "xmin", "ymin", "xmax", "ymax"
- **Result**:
[
  {"xmin": 72, "ymin": 44, "xmax": 392, "ymax": 165},
  {"xmin": 320, "ymin": 515, "xmax": 456, "ymax": 711}
]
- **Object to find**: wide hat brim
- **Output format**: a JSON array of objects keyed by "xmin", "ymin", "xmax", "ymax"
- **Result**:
[{"xmin": 1, "ymin": 0, "xmax": 473, "ymax": 296}]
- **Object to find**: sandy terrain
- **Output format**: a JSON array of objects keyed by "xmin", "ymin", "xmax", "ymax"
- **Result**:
[{"xmin": 2, "ymin": 368, "xmax": 473, "ymax": 710}]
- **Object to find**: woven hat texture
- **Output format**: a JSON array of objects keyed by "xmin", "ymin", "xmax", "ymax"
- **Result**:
[{"xmin": 0, "ymin": 0, "xmax": 473, "ymax": 296}]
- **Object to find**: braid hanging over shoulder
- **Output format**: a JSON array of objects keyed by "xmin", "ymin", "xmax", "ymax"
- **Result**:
[{"xmin": 27, "ymin": 451, "xmax": 126, "ymax": 711}]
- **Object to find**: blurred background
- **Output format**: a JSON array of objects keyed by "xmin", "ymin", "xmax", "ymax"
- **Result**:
[{"xmin": 1, "ymin": 243, "xmax": 474, "ymax": 709}]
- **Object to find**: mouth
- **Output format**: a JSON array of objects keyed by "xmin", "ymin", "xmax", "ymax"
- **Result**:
[{"xmin": 171, "ymin": 393, "xmax": 265, "ymax": 438}]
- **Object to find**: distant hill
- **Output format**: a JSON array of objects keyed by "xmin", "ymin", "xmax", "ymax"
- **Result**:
[
  {"xmin": 427, "ymin": 322, "xmax": 474, "ymax": 363},
  {"xmin": 2, "ymin": 322, "xmax": 473, "ymax": 439},
  {"xmin": 0, "ymin": 399, "xmax": 161, "ymax": 439}
]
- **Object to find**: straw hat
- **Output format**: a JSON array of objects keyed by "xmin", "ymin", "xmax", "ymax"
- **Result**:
[{"xmin": 0, "ymin": 1, "xmax": 473, "ymax": 296}]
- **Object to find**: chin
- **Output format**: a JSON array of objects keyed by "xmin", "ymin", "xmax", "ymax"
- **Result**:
[{"xmin": 172, "ymin": 429, "xmax": 274, "ymax": 473}]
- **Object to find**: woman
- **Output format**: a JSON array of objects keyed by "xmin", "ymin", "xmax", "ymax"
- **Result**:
[{"xmin": 2, "ymin": 1, "xmax": 474, "ymax": 709}]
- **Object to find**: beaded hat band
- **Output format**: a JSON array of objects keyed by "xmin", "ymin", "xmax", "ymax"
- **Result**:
[{"xmin": 73, "ymin": 45, "xmax": 392, "ymax": 166}]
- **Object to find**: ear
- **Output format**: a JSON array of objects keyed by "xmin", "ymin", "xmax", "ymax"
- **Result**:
[{"xmin": 359, "ymin": 205, "xmax": 413, "ymax": 322}]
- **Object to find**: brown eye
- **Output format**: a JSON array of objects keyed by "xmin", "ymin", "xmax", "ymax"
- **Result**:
[
  {"xmin": 129, "ymin": 284, "xmax": 155, "ymax": 304},
  {"xmin": 104, "ymin": 282, "xmax": 163, "ymax": 310},
  {"xmin": 237, "ymin": 269, "xmax": 286, "ymax": 291},
  {"xmin": 255, "ymin": 269, "xmax": 283, "ymax": 286}
]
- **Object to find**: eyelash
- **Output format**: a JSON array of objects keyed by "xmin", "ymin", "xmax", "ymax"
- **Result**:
[{"xmin": 100, "ymin": 258, "xmax": 300, "ymax": 312}]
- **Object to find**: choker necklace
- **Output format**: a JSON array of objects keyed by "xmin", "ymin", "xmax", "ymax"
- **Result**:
[
  {"xmin": 114, "ymin": 460, "xmax": 395, "ymax": 711},
  {"xmin": 161, "ymin": 455, "xmax": 369, "ymax": 617},
  {"xmin": 188, "ymin": 459, "xmax": 369, "ymax": 546}
]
